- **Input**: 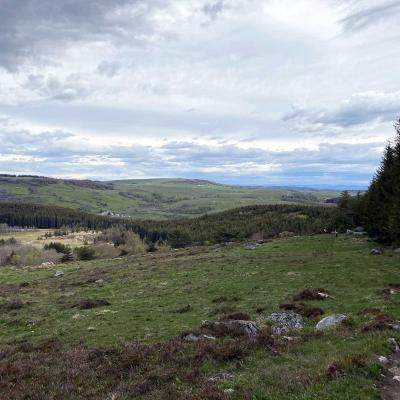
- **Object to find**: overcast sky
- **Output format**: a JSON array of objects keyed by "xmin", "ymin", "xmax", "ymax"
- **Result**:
[{"xmin": 0, "ymin": 0, "xmax": 399, "ymax": 187}]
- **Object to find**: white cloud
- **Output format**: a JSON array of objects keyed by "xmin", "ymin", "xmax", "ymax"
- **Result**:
[{"xmin": 0, "ymin": 0, "xmax": 398, "ymax": 186}]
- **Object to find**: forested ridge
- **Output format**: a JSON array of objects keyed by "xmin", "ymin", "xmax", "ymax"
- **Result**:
[{"xmin": 0, "ymin": 202, "xmax": 341, "ymax": 247}]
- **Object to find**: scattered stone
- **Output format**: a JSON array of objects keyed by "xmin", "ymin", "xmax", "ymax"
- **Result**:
[
  {"xmin": 208, "ymin": 372, "xmax": 234, "ymax": 382},
  {"xmin": 182, "ymin": 332, "xmax": 217, "ymax": 342},
  {"xmin": 393, "ymin": 376, "xmax": 400, "ymax": 383},
  {"xmin": 315, "ymin": 314, "xmax": 347, "ymax": 331},
  {"xmin": 54, "ymin": 271, "xmax": 64, "ymax": 277},
  {"xmin": 371, "ymin": 248, "xmax": 383, "ymax": 255},
  {"xmin": 183, "ymin": 333, "xmax": 200, "ymax": 342},
  {"xmin": 379, "ymin": 356, "xmax": 389, "ymax": 364},
  {"xmin": 95, "ymin": 279, "xmax": 104, "ymax": 284},
  {"xmin": 87, "ymin": 326, "xmax": 96, "ymax": 331},
  {"xmin": 201, "ymin": 319, "xmax": 260, "ymax": 338},
  {"xmin": 363, "ymin": 315, "xmax": 400, "ymax": 332},
  {"xmin": 258, "ymin": 312, "xmax": 304, "ymax": 335},
  {"xmin": 41, "ymin": 262, "xmax": 55, "ymax": 267},
  {"xmin": 388, "ymin": 338, "xmax": 400, "ymax": 352},
  {"xmin": 243, "ymin": 243, "xmax": 258, "ymax": 250},
  {"xmin": 282, "ymin": 336, "xmax": 301, "ymax": 342},
  {"xmin": 394, "ymin": 248, "xmax": 400, "ymax": 254},
  {"xmin": 387, "ymin": 322, "xmax": 400, "ymax": 331},
  {"xmin": 389, "ymin": 367, "xmax": 400, "ymax": 376},
  {"xmin": 224, "ymin": 389, "xmax": 235, "ymax": 395}
]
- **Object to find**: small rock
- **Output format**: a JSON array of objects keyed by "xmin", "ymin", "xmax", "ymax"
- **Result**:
[
  {"xmin": 388, "ymin": 338, "xmax": 400, "ymax": 352},
  {"xmin": 315, "ymin": 314, "xmax": 347, "ymax": 331},
  {"xmin": 378, "ymin": 356, "xmax": 389, "ymax": 364},
  {"xmin": 394, "ymin": 248, "xmax": 400, "ymax": 254},
  {"xmin": 258, "ymin": 312, "xmax": 304, "ymax": 335},
  {"xmin": 209, "ymin": 373, "xmax": 234, "ymax": 382},
  {"xmin": 389, "ymin": 367, "xmax": 400, "ymax": 375},
  {"xmin": 371, "ymin": 248, "xmax": 383, "ymax": 255},
  {"xmin": 224, "ymin": 389, "xmax": 235, "ymax": 395},
  {"xmin": 387, "ymin": 322, "xmax": 400, "ymax": 331},
  {"xmin": 183, "ymin": 333, "xmax": 200, "ymax": 342},
  {"xmin": 95, "ymin": 279, "xmax": 104, "ymax": 284},
  {"xmin": 87, "ymin": 326, "xmax": 96, "ymax": 331},
  {"xmin": 202, "ymin": 334, "xmax": 216, "ymax": 340},
  {"xmin": 243, "ymin": 243, "xmax": 258, "ymax": 250},
  {"xmin": 393, "ymin": 376, "xmax": 400, "ymax": 383},
  {"xmin": 282, "ymin": 336, "xmax": 301, "ymax": 342},
  {"xmin": 54, "ymin": 271, "xmax": 64, "ymax": 277}
]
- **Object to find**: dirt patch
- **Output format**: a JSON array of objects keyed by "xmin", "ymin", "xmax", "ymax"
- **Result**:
[
  {"xmin": 70, "ymin": 298, "xmax": 111, "ymax": 310},
  {"xmin": 379, "ymin": 349, "xmax": 400, "ymax": 399},
  {"xmin": 175, "ymin": 304, "xmax": 192, "ymax": 313},
  {"xmin": 279, "ymin": 302, "xmax": 324, "ymax": 318},
  {"xmin": 220, "ymin": 312, "xmax": 251, "ymax": 321},
  {"xmin": 380, "ymin": 284, "xmax": 400, "ymax": 297},
  {"xmin": 293, "ymin": 288, "xmax": 330, "ymax": 301},
  {"xmin": 0, "ymin": 299, "xmax": 25, "ymax": 311},
  {"xmin": 362, "ymin": 314, "xmax": 398, "ymax": 332},
  {"xmin": 212, "ymin": 296, "xmax": 241, "ymax": 304}
]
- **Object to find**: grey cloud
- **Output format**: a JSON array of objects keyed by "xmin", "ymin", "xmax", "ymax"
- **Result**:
[
  {"xmin": 97, "ymin": 61, "xmax": 122, "ymax": 77},
  {"xmin": 203, "ymin": 1, "xmax": 225, "ymax": 20},
  {"xmin": 283, "ymin": 92, "xmax": 400, "ymax": 128},
  {"xmin": 0, "ymin": 0, "xmax": 168, "ymax": 70},
  {"xmin": 341, "ymin": 1, "xmax": 400, "ymax": 32}
]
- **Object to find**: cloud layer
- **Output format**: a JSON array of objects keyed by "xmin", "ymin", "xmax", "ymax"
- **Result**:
[{"xmin": 0, "ymin": 0, "xmax": 399, "ymax": 187}]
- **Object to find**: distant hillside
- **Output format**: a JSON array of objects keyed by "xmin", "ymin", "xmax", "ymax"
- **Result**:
[{"xmin": 0, "ymin": 175, "xmax": 344, "ymax": 219}]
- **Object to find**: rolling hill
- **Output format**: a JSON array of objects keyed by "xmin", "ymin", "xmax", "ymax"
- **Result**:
[{"xmin": 0, "ymin": 175, "xmax": 344, "ymax": 219}]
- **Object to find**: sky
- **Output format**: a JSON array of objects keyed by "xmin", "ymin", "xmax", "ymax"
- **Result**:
[{"xmin": 0, "ymin": 0, "xmax": 399, "ymax": 188}]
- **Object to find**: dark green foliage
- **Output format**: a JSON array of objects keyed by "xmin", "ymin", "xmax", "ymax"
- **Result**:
[
  {"xmin": 143, "ymin": 204, "xmax": 342, "ymax": 246},
  {"xmin": 361, "ymin": 119, "xmax": 400, "ymax": 244},
  {"xmin": 0, "ymin": 237, "xmax": 17, "ymax": 246},
  {"xmin": 75, "ymin": 246, "xmax": 96, "ymax": 261},
  {"xmin": 0, "ymin": 202, "xmax": 115, "ymax": 230},
  {"xmin": 0, "ymin": 201, "xmax": 344, "ymax": 248},
  {"xmin": 61, "ymin": 251, "xmax": 74, "ymax": 263},
  {"xmin": 43, "ymin": 242, "xmax": 71, "ymax": 254}
]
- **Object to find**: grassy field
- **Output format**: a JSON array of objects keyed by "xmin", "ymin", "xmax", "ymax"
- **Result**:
[
  {"xmin": 0, "ymin": 229, "xmax": 97, "ymax": 249},
  {"xmin": 1, "ymin": 235, "xmax": 399, "ymax": 399},
  {"xmin": 0, "ymin": 176, "xmax": 343, "ymax": 219}
]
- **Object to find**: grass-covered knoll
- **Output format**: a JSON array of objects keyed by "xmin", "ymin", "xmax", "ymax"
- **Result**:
[
  {"xmin": 0, "ymin": 175, "xmax": 342, "ymax": 219},
  {"xmin": 1, "ymin": 235, "xmax": 400, "ymax": 399}
]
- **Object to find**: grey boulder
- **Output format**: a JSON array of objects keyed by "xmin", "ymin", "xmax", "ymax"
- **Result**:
[
  {"xmin": 201, "ymin": 319, "xmax": 259, "ymax": 337},
  {"xmin": 258, "ymin": 312, "xmax": 304, "ymax": 335},
  {"xmin": 315, "ymin": 314, "xmax": 347, "ymax": 331}
]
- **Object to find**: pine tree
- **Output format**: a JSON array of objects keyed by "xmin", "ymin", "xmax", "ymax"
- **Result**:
[{"xmin": 363, "ymin": 119, "xmax": 400, "ymax": 244}]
